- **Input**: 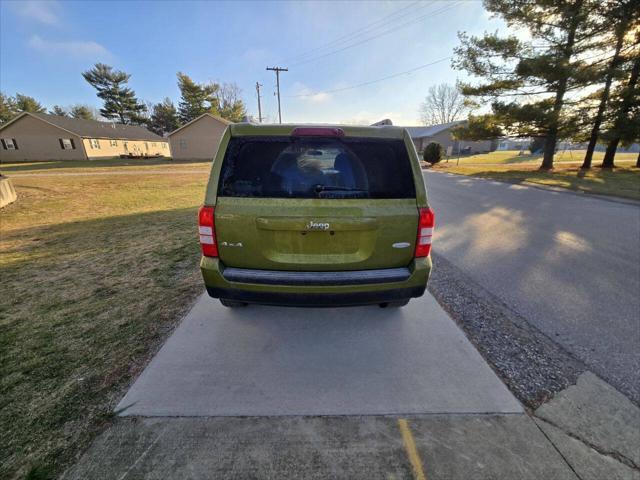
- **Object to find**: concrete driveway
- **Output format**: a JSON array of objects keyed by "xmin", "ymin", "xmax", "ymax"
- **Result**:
[{"xmin": 116, "ymin": 293, "xmax": 521, "ymax": 416}]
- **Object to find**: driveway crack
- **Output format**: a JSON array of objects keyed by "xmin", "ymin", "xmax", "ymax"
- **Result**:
[{"xmin": 532, "ymin": 415, "xmax": 640, "ymax": 471}]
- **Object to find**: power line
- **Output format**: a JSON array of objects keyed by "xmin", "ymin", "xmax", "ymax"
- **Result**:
[
  {"xmin": 286, "ymin": 56, "xmax": 451, "ymax": 98},
  {"xmin": 290, "ymin": 2, "xmax": 461, "ymax": 67},
  {"xmin": 283, "ymin": 0, "xmax": 423, "ymax": 64}
]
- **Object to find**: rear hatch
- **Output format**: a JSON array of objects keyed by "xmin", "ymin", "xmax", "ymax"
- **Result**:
[{"xmin": 214, "ymin": 129, "xmax": 419, "ymax": 271}]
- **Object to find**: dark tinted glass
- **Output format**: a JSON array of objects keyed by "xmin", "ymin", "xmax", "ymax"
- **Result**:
[{"xmin": 218, "ymin": 137, "xmax": 416, "ymax": 199}]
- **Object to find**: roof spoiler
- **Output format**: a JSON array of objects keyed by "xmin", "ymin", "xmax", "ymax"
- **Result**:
[{"xmin": 370, "ymin": 119, "xmax": 393, "ymax": 126}]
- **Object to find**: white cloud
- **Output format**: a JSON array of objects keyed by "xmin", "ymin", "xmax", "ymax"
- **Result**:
[
  {"xmin": 290, "ymin": 82, "xmax": 332, "ymax": 103},
  {"xmin": 13, "ymin": 0, "xmax": 60, "ymax": 25},
  {"xmin": 306, "ymin": 92, "xmax": 331, "ymax": 103},
  {"xmin": 28, "ymin": 35, "xmax": 113, "ymax": 60}
]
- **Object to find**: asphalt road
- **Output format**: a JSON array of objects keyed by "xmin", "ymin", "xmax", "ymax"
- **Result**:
[{"xmin": 424, "ymin": 172, "xmax": 640, "ymax": 403}]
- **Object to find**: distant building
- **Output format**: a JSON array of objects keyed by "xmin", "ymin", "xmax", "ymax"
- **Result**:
[
  {"xmin": 0, "ymin": 112, "xmax": 169, "ymax": 162},
  {"xmin": 496, "ymin": 139, "xmax": 640, "ymax": 153},
  {"xmin": 496, "ymin": 138, "xmax": 531, "ymax": 151},
  {"xmin": 168, "ymin": 113, "xmax": 231, "ymax": 161},
  {"xmin": 404, "ymin": 121, "xmax": 495, "ymax": 154}
]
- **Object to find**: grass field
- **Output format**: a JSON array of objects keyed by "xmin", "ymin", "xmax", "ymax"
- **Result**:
[
  {"xmin": 0, "ymin": 157, "xmax": 209, "ymax": 174},
  {"xmin": 0, "ymin": 164, "xmax": 208, "ymax": 479},
  {"xmin": 432, "ymin": 163, "xmax": 640, "ymax": 201},
  {"xmin": 442, "ymin": 149, "xmax": 638, "ymax": 165}
]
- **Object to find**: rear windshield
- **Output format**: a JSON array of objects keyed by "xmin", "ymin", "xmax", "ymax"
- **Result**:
[{"xmin": 218, "ymin": 136, "xmax": 416, "ymax": 199}]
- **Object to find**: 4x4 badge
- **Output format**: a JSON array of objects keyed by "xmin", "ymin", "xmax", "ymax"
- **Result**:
[{"xmin": 221, "ymin": 241, "xmax": 243, "ymax": 248}]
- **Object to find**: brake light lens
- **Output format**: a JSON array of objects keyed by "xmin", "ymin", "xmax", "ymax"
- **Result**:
[
  {"xmin": 291, "ymin": 127, "xmax": 345, "ymax": 137},
  {"xmin": 415, "ymin": 207, "xmax": 435, "ymax": 257},
  {"xmin": 198, "ymin": 206, "xmax": 218, "ymax": 257}
]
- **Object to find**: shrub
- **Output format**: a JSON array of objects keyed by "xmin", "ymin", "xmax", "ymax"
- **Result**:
[{"xmin": 423, "ymin": 142, "xmax": 444, "ymax": 164}]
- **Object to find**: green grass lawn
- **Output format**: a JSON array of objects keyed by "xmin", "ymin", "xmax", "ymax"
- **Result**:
[
  {"xmin": 0, "ymin": 166, "xmax": 208, "ymax": 479},
  {"xmin": 432, "ymin": 163, "xmax": 640, "ymax": 201},
  {"xmin": 0, "ymin": 157, "xmax": 210, "ymax": 174},
  {"xmin": 442, "ymin": 149, "xmax": 638, "ymax": 165}
]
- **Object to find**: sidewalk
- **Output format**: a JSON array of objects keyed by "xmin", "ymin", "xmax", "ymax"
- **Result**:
[
  {"xmin": 533, "ymin": 372, "xmax": 640, "ymax": 478},
  {"xmin": 63, "ymin": 415, "xmax": 580, "ymax": 479}
]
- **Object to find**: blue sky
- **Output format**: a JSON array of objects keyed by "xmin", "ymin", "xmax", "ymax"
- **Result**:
[{"xmin": 0, "ymin": 0, "xmax": 508, "ymax": 125}]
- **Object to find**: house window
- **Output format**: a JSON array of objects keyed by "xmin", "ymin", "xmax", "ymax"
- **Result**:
[
  {"xmin": 59, "ymin": 138, "xmax": 75, "ymax": 150},
  {"xmin": 1, "ymin": 138, "xmax": 18, "ymax": 150},
  {"xmin": 152, "ymin": 142, "xmax": 156, "ymax": 147},
  {"xmin": 179, "ymin": 139, "xmax": 187, "ymax": 149},
  {"xmin": 90, "ymin": 139, "xmax": 100, "ymax": 149},
  {"xmin": 110, "ymin": 139, "xmax": 118, "ymax": 147},
  {"xmin": 123, "ymin": 141, "xmax": 129, "ymax": 152},
  {"xmin": 162, "ymin": 143, "xmax": 167, "ymax": 149}
]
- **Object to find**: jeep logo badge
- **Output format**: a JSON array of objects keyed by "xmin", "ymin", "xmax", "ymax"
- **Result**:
[{"xmin": 306, "ymin": 221, "xmax": 330, "ymax": 231}]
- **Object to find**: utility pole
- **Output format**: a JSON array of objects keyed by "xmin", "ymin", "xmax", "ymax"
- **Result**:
[
  {"xmin": 255, "ymin": 82, "xmax": 263, "ymax": 123},
  {"xmin": 266, "ymin": 66, "xmax": 288, "ymax": 123}
]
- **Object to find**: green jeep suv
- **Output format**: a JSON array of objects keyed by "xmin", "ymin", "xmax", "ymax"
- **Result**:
[{"xmin": 198, "ymin": 123, "xmax": 434, "ymax": 307}]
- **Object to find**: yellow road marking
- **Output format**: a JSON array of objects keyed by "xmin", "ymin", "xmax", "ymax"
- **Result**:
[{"xmin": 398, "ymin": 418, "xmax": 427, "ymax": 480}]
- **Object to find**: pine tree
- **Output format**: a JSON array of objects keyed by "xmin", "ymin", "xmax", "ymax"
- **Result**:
[
  {"xmin": 601, "ymin": 53, "xmax": 640, "ymax": 168},
  {"xmin": 82, "ymin": 63, "xmax": 147, "ymax": 124},
  {"xmin": 177, "ymin": 73, "xmax": 219, "ymax": 124},
  {"xmin": 454, "ymin": 0, "xmax": 603, "ymax": 169},
  {"xmin": 147, "ymin": 98, "xmax": 179, "ymax": 136},
  {"xmin": 70, "ymin": 105, "xmax": 96, "ymax": 120},
  {"xmin": 50, "ymin": 105, "xmax": 68, "ymax": 117},
  {"xmin": 581, "ymin": 0, "xmax": 638, "ymax": 169},
  {"xmin": 177, "ymin": 74, "xmax": 244, "ymax": 123},
  {"xmin": 14, "ymin": 94, "xmax": 46, "ymax": 114},
  {"xmin": 0, "ymin": 93, "xmax": 17, "ymax": 124}
]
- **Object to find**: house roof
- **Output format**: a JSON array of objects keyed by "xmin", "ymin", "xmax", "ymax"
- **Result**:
[
  {"xmin": 168, "ymin": 113, "xmax": 232, "ymax": 137},
  {"xmin": 403, "ymin": 120, "xmax": 466, "ymax": 139},
  {"xmin": 0, "ymin": 112, "xmax": 164, "ymax": 141}
]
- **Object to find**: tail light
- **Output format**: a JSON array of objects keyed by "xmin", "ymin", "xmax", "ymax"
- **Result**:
[
  {"xmin": 198, "ymin": 206, "xmax": 218, "ymax": 257},
  {"xmin": 415, "ymin": 207, "xmax": 435, "ymax": 257}
]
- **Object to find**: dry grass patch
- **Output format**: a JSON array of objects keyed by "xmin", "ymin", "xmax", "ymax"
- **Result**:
[
  {"xmin": 442, "ymin": 149, "xmax": 638, "ymax": 165},
  {"xmin": 432, "ymin": 164, "xmax": 640, "ymax": 201},
  {"xmin": 0, "ymin": 170, "xmax": 208, "ymax": 479},
  {"xmin": 1, "ymin": 158, "xmax": 210, "ymax": 175}
]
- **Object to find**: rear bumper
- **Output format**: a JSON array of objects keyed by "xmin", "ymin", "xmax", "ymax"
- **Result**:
[
  {"xmin": 206, "ymin": 286, "xmax": 425, "ymax": 307},
  {"xmin": 222, "ymin": 266, "xmax": 411, "ymax": 286},
  {"xmin": 201, "ymin": 257, "xmax": 431, "ymax": 306}
]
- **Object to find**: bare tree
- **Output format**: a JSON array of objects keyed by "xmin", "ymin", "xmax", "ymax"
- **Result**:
[
  {"xmin": 419, "ymin": 83, "xmax": 468, "ymax": 126},
  {"xmin": 212, "ymin": 82, "xmax": 246, "ymax": 122}
]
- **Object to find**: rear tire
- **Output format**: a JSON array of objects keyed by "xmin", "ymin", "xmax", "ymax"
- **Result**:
[
  {"xmin": 379, "ymin": 299, "xmax": 410, "ymax": 308},
  {"xmin": 220, "ymin": 298, "xmax": 247, "ymax": 308}
]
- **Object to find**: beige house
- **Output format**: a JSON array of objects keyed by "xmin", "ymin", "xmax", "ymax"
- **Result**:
[
  {"xmin": 0, "ymin": 112, "xmax": 170, "ymax": 162},
  {"xmin": 405, "ymin": 121, "xmax": 496, "ymax": 154},
  {"xmin": 168, "ymin": 113, "xmax": 231, "ymax": 161}
]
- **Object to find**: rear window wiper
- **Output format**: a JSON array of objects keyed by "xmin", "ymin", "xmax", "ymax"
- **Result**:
[{"xmin": 314, "ymin": 185, "xmax": 366, "ymax": 193}]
